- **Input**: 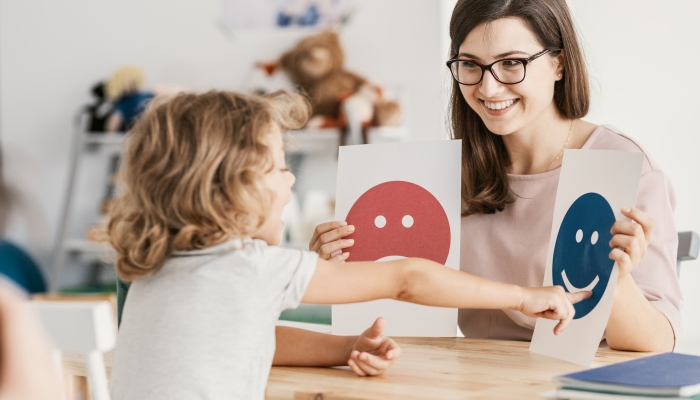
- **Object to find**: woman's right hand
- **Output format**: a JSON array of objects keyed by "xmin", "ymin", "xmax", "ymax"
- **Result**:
[
  {"xmin": 517, "ymin": 286, "xmax": 592, "ymax": 335},
  {"xmin": 309, "ymin": 221, "xmax": 356, "ymax": 262}
]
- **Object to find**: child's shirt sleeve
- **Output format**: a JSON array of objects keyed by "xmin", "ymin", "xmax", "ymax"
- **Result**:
[{"xmin": 262, "ymin": 244, "xmax": 319, "ymax": 312}]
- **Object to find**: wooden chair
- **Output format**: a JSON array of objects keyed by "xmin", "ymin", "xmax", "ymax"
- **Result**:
[{"xmin": 33, "ymin": 301, "xmax": 116, "ymax": 400}]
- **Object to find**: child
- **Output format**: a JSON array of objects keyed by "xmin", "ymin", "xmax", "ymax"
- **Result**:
[{"xmin": 108, "ymin": 90, "xmax": 588, "ymax": 399}]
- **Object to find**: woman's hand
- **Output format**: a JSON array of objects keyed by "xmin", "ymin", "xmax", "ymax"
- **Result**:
[
  {"xmin": 517, "ymin": 286, "xmax": 591, "ymax": 335},
  {"xmin": 309, "ymin": 221, "xmax": 355, "ymax": 262},
  {"xmin": 609, "ymin": 207, "xmax": 654, "ymax": 280},
  {"xmin": 346, "ymin": 317, "xmax": 401, "ymax": 376}
]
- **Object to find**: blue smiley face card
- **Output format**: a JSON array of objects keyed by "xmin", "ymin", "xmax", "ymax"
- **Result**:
[{"xmin": 530, "ymin": 149, "xmax": 644, "ymax": 366}]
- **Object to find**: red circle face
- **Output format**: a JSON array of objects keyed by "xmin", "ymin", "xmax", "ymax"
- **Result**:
[{"xmin": 343, "ymin": 181, "xmax": 451, "ymax": 264}]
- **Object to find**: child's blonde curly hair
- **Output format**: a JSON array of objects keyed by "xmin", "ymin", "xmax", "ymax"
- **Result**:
[{"xmin": 108, "ymin": 90, "xmax": 310, "ymax": 281}]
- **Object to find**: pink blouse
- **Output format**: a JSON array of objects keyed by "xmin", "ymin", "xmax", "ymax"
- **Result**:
[{"xmin": 458, "ymin": 125, "xmax": 683, "ymax": 343}]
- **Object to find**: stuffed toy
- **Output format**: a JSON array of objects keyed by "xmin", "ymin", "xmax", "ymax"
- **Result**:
[
  {"xmin": 104, "ymin": 66, "xmax": 154, "ymax": 132},
  {"xmin": 277, "ymin": 30, "xmax": 401, "ymax": 141}
]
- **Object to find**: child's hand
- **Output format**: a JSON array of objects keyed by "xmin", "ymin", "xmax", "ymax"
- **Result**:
[
  {"xmin": 517, "ymin": 287, "xmax": 592, "ymax": 335},
  {"xmin": 347, "ymin": 317, "xmax": 401, "ymax": 376},
  {"xmin": 309, "ymin": 221, "xmax": 355, "ymax": 262}
]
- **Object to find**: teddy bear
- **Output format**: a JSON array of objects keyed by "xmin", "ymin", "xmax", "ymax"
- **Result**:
[{"xmin": 277, "ymin": 30, "xmax": 401, "ymax": 141}]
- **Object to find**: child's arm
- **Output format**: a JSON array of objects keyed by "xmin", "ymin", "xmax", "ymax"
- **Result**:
[
  {"xmin": 273, "ymin": 317, "xmax": 400, "ymax": 376},
  {"xmin": 302, "ymin": 258, "xmax": 590, "ymax": 335}
]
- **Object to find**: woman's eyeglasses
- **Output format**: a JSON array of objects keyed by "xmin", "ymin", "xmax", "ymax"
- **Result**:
[{"xmin": 446, "ymin": 49, "xmax": 555, "ymax": 86}]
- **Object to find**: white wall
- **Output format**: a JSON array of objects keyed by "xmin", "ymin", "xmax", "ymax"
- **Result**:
[
  {"xmin": 440, "ymin": 0, "xmax": 700, "ymax": 353},
  {"xmin": 567, "ymin": 0, "xmax": 700, "ymax": 354},
  {"xmin": 0, "ymin": 0, "xmax": 443, "ymax": 285}
]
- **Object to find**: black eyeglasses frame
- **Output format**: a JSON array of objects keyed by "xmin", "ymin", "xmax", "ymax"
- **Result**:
[{"xmin": 446, "ymin": 49, "xmax": 556, "ymax": 86}]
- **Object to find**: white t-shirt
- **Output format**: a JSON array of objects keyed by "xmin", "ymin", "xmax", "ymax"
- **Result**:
[{"xmin": 110, "ymin": 239, "xmax": 318, "ymax": 400}]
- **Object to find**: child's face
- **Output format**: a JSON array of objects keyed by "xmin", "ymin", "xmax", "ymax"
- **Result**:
[{"xmin": 254, "ymin": 124, "xmax": 295, "ymax": 245}]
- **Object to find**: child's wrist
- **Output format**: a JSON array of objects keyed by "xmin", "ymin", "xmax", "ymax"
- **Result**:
[{"xmin": 508, "ymin": 285, "xmax": 527, "ymax": 312}]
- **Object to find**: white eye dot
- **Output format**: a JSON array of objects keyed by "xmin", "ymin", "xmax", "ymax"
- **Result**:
[
  {"xmin": 576, "ymin": 229, "xmax": 583, "ymax": 243},
  {"xmin": 402, "ymin": 215, "xmax": 414, "ymax": 228},
  {"xmin": 374, "ymin": 215, "xmax": 386, "ymax": 228},
  {"xmin": 591, "ymin": 231, "xmax": 599, "ymax": 245}
]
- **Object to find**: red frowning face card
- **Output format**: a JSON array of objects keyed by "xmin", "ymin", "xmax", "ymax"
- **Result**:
[{"xmin": 343, "ymin": 181, "xmax": 450, "ymax": 264}]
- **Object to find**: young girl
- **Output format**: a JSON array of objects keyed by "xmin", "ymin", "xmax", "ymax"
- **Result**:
[
  {"xmin": 108, "ymin": 90, "xmax": 587, "ymax": 399},
  {"xmin": 312, "ymin": 0, "xmax": 682, "ymax": 352}
]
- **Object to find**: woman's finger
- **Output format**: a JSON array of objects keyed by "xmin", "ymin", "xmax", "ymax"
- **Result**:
[
  {"xmin": 318, "ymin": 225, "xmax": 355, "ymax": 246},
  {"xmin": 621, "ymin": 207, "xmax": 654, "ymax": 242},
  {"xmin": 611, "ymin": 220, "xmax": 645, "ymax": 242},
  {"xmin": 609, "ymin": 234, "xmax": 636, "ymax": 254},
  {"xmin": 329, "ymin": 251, "xmax": 350, "ymax": 263},
  {"xmin": 309, "ymin": 221, "xmax": 347, "ymax": 251},
  {"xmin": 317, "ymin": 240, "xmax": 355, "ymax": 259},
  {"xmin": 609, "ymin": 247, "xmax": 633, "ymax": 273}
]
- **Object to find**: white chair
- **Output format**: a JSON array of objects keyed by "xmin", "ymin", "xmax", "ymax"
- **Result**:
[{"xmin": 33, "ymin": 301, "xmax": 116, "ymax": 400}]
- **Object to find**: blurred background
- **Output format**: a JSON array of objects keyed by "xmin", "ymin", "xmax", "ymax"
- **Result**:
[{"xmin": 0, "ymin": 0, "xmax": 698, "ymax": 354}]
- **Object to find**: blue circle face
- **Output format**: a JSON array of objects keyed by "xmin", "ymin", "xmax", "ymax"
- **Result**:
[{"xmin": 552, "ymin": 193, "xmax": 615, "ymax": 319}]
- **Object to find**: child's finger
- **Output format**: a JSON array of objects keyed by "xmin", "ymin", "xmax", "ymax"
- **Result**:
[
  {"xmin": 565, "ymin": 291, "xmax": 592, "ymax": 304},
  {"xmin": 361, "ymin": 317, "xmax": 386, "ymax": 340},
  {"xmin": 356, "ymin": 351, "xmax": 393, "ymax": 371},
  {"xmin": 352, "ymin": 355, "xmax": 381, "ymax": 376},
  {"xmin": 347, "ymin": 359, "xmax": 367, "ymax": 376},
  {"xmin": 309, "ymin": 221, "xmax": 347, "ymax": 250}
]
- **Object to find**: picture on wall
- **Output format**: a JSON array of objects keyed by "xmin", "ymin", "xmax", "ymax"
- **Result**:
[{"xmin": 221, "ymin": 0, "xmax": 355, "ymax": 30}]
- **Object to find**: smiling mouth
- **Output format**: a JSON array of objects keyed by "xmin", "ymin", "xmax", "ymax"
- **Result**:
[
  {"xmin": 561, "ymin": 270, "xmax": 599, "ymax": 293},
  {"xmin": 481, "ymin": 98, "xmax": 519, "ymax": 110}
]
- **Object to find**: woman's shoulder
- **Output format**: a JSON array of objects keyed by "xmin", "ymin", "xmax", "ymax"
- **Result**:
[{"xmin": 584, "ymin": 124, "xmax": 661, "ymax": 175}]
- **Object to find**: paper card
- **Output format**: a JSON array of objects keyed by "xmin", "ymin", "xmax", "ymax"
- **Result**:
[
  {"xmin": 530, "ymin": 149, "xmax": 644, "ymax": 366},
  {"xmin": 332, "ymin": 140, "xmax": 462, "ymax": 336}
]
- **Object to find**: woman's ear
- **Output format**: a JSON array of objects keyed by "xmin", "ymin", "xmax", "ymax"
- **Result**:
[{"xmin": 554, "ymin": 50, "xmax": 565, "ymax": 81}]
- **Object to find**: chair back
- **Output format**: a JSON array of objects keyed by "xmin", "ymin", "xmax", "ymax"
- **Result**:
[
  {"xmin": 34, "ymin": 301, "xmax": 116, "ymax": 400},
  {"xmin": 677, "ymin": 231, "xmax": 700, "ymax": 277}
]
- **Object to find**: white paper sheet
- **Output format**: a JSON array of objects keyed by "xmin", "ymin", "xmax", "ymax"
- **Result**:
[
  {"xmin": 332, "ymin": 140, "xmax": 462, "ymax": 336},
  {"xmin": 530, "ymin": 149, "xmax": 644, "ymax": 366}
]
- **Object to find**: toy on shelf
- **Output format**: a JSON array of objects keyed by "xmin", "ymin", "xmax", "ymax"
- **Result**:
[
  {"xmin": 85, "ymin": 82, "xmax": 114, "ymax": 133},
  {"xmin": 104, "ymin": 66, "xmax": 155, "ymax": 132},
  {"xmin": 252, "ymin": 30, "xmax": 401, "ymax": 143}
]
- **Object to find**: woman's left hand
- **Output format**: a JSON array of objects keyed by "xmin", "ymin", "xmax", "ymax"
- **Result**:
[{"xmin": 609, "ymin": 207, "xmax": 654, "ymax": 280}]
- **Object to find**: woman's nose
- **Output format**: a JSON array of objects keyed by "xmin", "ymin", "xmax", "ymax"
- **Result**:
[{"xmin": 479, "ymin": 70, "xmax": 505, "ymax": 98}]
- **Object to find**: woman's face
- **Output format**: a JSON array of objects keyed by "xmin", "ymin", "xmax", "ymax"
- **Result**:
[{"xmin": 456, "ymin": 17, "xmax": 563, "ymax": 136}]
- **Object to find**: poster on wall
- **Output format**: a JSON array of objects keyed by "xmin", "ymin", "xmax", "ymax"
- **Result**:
[
  {"xmin": 221, "ymin": 0, "xmax": 355, "ymax": 31},
  {"xmin": 332, "ymin": 140, "xmax": 462, "ymax": 337},
  {"xmin": 530, "ymin": 149, "xmax": 644, "ymax": 366}
]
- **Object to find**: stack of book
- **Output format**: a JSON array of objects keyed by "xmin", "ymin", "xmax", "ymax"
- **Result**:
[{"xmin": 549, "ymin": 353, "xmax": 700, "ymax": 399}]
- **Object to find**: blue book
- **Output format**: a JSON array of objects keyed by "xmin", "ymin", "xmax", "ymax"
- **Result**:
[{"xmin": 554, "ymin": 353, "xmax": 700, "ymax": 397}]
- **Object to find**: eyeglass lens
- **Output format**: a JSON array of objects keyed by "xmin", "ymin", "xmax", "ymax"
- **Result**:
[{"xmin": 451, "ymin": 59, "xmax": 526, "ymax": 85}]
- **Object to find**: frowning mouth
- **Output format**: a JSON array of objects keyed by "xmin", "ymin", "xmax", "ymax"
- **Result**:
[{"xmin": 561, "ymin": 270, "xmax": 599, "ymax": 293}]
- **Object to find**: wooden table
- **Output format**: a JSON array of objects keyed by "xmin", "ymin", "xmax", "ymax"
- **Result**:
[{"xmin": 62, "ymin": 337, "xmax": 649, "ymax": 399}]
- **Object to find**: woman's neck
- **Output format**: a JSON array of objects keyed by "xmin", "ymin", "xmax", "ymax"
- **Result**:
[{"xmin": 502, "ymin": 106, "xmax": 573, "ymax": 175}]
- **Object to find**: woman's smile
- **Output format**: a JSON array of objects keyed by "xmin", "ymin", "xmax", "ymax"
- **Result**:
[{"xmin": 480, "ymin": 98, "xmax": 520, "ymax": 115}]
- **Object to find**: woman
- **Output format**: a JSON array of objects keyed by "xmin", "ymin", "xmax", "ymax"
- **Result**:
[{"xmin": 310, "ymin": 0, "xmax": 682, "ymax": 352}]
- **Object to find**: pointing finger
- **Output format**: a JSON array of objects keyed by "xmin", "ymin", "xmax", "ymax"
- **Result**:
[{"xmin": 566, "ymin": 291, "xmax": 592, "ymax": 304}]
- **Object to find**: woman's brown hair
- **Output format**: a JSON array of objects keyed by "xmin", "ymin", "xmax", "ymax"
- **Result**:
[
  {"xmin": 449, "ymin": 0, "xmax": 589, "ymax": 215},
  {"xmin": 108, "ymin": 90, "xmax": 310, "ymax": 281}
]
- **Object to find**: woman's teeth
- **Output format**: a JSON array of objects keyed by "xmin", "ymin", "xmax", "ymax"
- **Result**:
[{"xmin": 484, "ymin": 99, "xmax": 516, "ymax": 110}]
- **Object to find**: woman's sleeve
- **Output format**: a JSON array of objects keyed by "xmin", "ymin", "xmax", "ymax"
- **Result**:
[{"xmin": 632, "ymin": 168, "xmax": 684, "ymax": 345}]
